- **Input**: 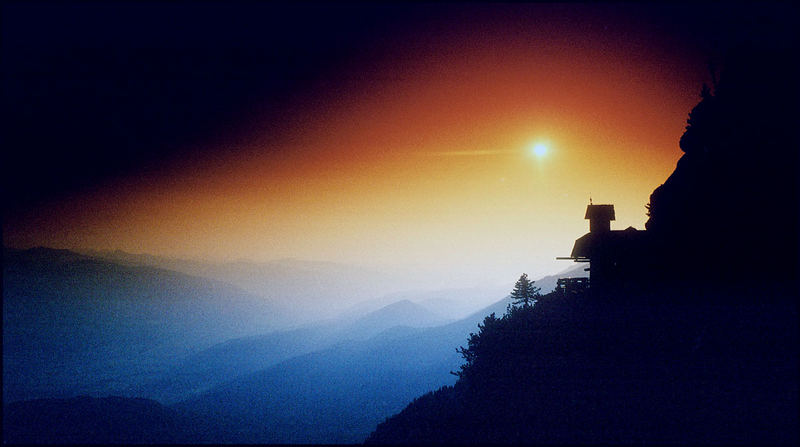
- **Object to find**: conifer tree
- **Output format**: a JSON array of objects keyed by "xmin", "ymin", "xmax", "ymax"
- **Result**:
[{"xmin": 510, "ymin": 273, "xmax": 540, "ymax": 308}]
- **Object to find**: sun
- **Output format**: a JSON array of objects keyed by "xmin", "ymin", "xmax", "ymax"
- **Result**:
[{"xmin": 531, "ymin": 143, "xmax": 548, "ymax": 158}]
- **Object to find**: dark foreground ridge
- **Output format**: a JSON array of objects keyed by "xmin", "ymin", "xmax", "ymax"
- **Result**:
[
  {"xmin": 367, "ymin": 47, "xmax": 799, "ymax": 444},
  {"xmin": 367, "ymin": 291, "xmax": 797, "ymax": 443}
]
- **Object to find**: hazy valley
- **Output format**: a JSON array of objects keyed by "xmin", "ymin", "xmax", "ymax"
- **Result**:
[{"xmin": 2, "ymin": 245, "xmax": 585, "ymax": 442}]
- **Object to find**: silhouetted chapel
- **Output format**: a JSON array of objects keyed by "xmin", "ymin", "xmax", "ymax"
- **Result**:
[{"xmin": 558, "ymin": 203, "xmax": 649, "ymax": 295}]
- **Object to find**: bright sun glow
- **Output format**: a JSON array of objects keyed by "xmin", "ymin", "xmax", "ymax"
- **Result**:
[{"xmin": 532, "ymin": 143, "xmax": 548, "ymax": 158}]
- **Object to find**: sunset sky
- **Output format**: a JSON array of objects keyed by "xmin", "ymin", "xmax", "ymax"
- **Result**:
[{"xmin": 3, "ymin": 2, "xmax": 783, "ymax": 286}]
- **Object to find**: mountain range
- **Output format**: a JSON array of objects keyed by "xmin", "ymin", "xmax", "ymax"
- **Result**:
[
  {"xmin": 78, "ymin": 248, "xmax": 523, "ymax": 322},
  {"xmin": 3, "ymin": 245, "xmax": 580, "ymax": 443},
  {"xmin": 3, "ymin": 247, "xmax": 286, "ymax": 403}
]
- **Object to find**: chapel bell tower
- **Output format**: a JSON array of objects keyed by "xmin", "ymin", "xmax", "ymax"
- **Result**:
[{"xmin": 585, "ymin": 203, "xmax": 615, "ymax": 233}]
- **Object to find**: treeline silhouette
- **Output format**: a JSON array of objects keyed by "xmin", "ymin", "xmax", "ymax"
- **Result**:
[{"xmin": 367, "ymin": 47, "xmax": 799, "ymax": 444}]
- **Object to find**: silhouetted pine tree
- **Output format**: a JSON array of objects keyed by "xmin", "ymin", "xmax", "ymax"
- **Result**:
[{"xmin": 510, "ymin": 273, "xmax": 540, "ymax": 308}]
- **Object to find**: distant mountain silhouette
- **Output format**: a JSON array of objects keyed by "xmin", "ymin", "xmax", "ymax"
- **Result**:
[
  {"xmin": 171, "ymin": 295, "xmax": 516, "ymax": 443},
  {"xmin": 341, "ymin": 283, "xmax": 515, "ymax": 321},
  {"xmin": 3, "ymin": 396, "xmax": 196, "ymax": 444},
  {"xmin": 80, "ymin": 248, "xmax": 462, "ymax": 321},
  {"xmin": 2, "ymin": 247, "xmax": 286, "ymax": 403},
  {"xmin": 345, "ymin": 299, "xmax": 451, "ymax": 338},
  {"xmin": 367, "ymin": 49, "xmax": 799, "ymax": 444},
  {"xmin": 128, "ymin": 298, "xmax": 453, "ymax": 404}
]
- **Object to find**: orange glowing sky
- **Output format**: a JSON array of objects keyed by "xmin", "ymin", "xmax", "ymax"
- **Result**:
[{"xmin": 4, "ymin": 5, "xmax": 711, "ymax": 285}]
